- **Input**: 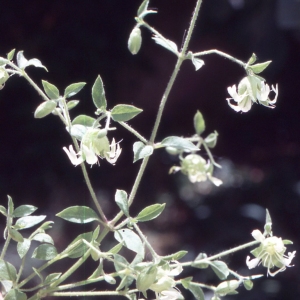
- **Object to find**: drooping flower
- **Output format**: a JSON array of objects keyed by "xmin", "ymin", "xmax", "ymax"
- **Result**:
[
  {"xmin": 63, "ymin": 127, "xmax": 121, "ymax": 166},
  {"xmin": 174, "ymin": 154, "xmax": 222, "ymax": 186},
  {"xmin": 246, "ymin": 229, "xmax": 295, "ymax": 276},
  {"xmin": 226, "ymin": 75, "xmax": 278, "ymax": 112}
]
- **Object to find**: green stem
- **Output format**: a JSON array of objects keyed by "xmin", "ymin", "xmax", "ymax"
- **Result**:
[
  {"xmin": 0, "ymin": 234, "xmax": 11, "ymax": 260},
  {"xmin": 193, "ymin": 49, "xmax": 246, "ymax": 68},
  {"xmin": 49, "ymin": 290, "xmax": 137, "ymax": 297},
  {"xmin": 181, "ymin": 240, "xmax": 259, "ymax": 267},
  {"xmin": 118, "ymin": 121, "xmax": 148, "ymax": 144}
]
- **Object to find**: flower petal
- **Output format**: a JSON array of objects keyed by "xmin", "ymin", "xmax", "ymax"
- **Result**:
[
  {"xmin": 246, "ymin": 256, "xmax": 260, "ymax": 269},
  {"xmin": 63, "ymin": 145, "xmax": 83, "ymax": 165}
]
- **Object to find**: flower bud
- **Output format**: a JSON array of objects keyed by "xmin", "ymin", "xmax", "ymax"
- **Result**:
[
  {"xmin": 0, "ymin": 67, "xmax": 9, "ymax": 87},
  {"xmin": 128, "ymin": 27, "xmax": 142, "ymax": 55}
]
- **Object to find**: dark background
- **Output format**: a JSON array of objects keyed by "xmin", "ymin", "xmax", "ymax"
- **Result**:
[{"xmin": 0, "ymin": 0, "xmax": 299, "ymax": 299}]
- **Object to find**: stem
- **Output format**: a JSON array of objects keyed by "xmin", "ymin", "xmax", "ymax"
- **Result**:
[
  {"xmin": 193, "ymin": 49, "xmax": 246, "ymax": 68},
  {"xmin": 118, "ymin": 121, "xmax": 148, "ymax": 144},
  {"xmin": 49, "ymin": 290, "xmax": 136, "ymax": 297},
  {"xmin": 0, "ymin": 235, "xmax": 11, "ymax": 260},
  {"xmin": 181, "ymin": 240, "xmax": 259, "ymax": 267}
]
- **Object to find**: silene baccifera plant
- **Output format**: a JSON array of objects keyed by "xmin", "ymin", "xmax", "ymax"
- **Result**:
[{"xmin": 0, "ymin": 1, "xmax": 295, "ymax": 300}]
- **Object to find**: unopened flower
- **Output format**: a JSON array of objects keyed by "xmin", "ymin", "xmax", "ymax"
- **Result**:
[
  {"xmin": 128, "ymin": 27, "xmax": 142, "ymax": 55},
  {"xmin": 226, "ymin": 75, "xmax": 278, "ymax": 112},
  {"xmin": 159, "ymin": 287, "xmax": 184, "ymax": 300},
  {"xmin": 176, "ymin": 154, "xmax": 222, "ymax": 186},
  {"xmin": 246, "ymin": 229, "xmax": 295, "ymax": 276},
  {"xmin": 63, "ymin": 128, "xmax": 121, "ymax": 166}
]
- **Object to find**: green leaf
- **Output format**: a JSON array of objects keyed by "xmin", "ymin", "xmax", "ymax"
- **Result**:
[
  {"xmin": 13, "ymin": 205, "xmax": 37, "ymax": 218},
  {"xmin": 88, "ymin": 260, "xmax": 103, "ymax": 279},
  {"xmin": 247, "ymin": 53, "xmax": 257, "ymax": 65},
  {"xmin": 4, "ymin": 289, "xmax": 27, "ymax": 300},
  {"xmin": 66, "ymin": 231, "xmax": 93, "ymax": 258},
  {"xmin": 181, "ymin": 276, "xmax": 193, "ymax": 289},
  {"xmin": 283, "ymin": 239, "xmax": 293, "ymax": 245},
  {"xmin": 7, "ymin": 49, "xmax": 16, "ymax": 61},
  {"xmin": 92, "ymin": 75, "xmax": 107, "ymax": 110},
  {"xmin": 32, "ymin": 244, "xmax": 57, "ymax": 260},
  {"xmin": 111, "ymin": 104, "xmax": 143, "ymax": 122},
  {"xmin": 14, "ymin": 215, "xmax": 46, "ymax": 230},
  {"xmin": 17, "ymin": 238, "xmax": 31, "ymax": 259},
  {"xmin": 44, "ymin": 273, "xmax": 62, "ymax": 285},
  {"xmin": 17, "ymin": 51, "xmax": 48, "ymax": 71},
  {"xmin": 67, "ymin": 100, "xmax": 79, "ymax": 110},
  {"xmin": 264, "ymin": 209, "xmax": 272, "ymax": 234},
  {"xmin": 69, "ymin": 124, "xmax": 88, "ymax": 141},
  {"xmin": 152, "ymin": 35, "xmax": 178, "ymax": 55},
  {"xmin": 192, "ymin": 253, "xmax": 209, "ymax": 269},
  {"xmin": 115, "ymin": 190, "xmax": 129, "ymax": 217},
  {"xmin": 136, "ymin": 265, "xmax": 158, "ymax": 291},
  {"xmin": 0, "ymin": 205, "xmax": 7, "ymax": 216},
  {"xmin": 161, "ymin": 136, "xmax": 199, "ymax": 151},
  {"xmin": 38, "ymin": 221, "xmax": 54, "ymax": 231},
  {"xmin": 162, "ymin": 250, "xmax": 188, "ymax": 261},
  {"xmin": 204, "ymin": 131, "xmax": 218, "ymax": 148},
  {"xmin": 210, "ymin": 261, "xmax": 229, "ymax": 280},
  {"xmin": 72, "ymin": 115, "xmax": 95, "ymax": 127},
  {"xmin": 104, "ymin": 274, "xmax": 116, "ymax": 285},
  {"xmin": 114, "ymin": 254, "xmax": 129, "ymax": 275},
  {"xmin": 133, "ymin": 142, "xmax": 153, "ymax": 163},
  {"xmin": 56, "ymin": 206, "xmax": 100, "ymax": 224},
  {"xmin": 216, "ymin": 280, "xmax": 239, "ymax": 296},
  {"xmin": 188, "ymin": 285, "xmax": 205, "ymax": 300},
  {"xmin": 114, "ymin": 229, "xmax": 145, "ymax": 258},
  {"xmin": 42, "ymin": 80, "xmax": 59, "ymax": 100},
  {"xmin": 32, "ymin": 233, "xmax": 54, "ymax": 244},
  {"xmin": 136, "ymin": 203, "xmax": 165, "ymax": 222},
  {"xmin": 249, "ymin": 61, "xmax": 271, "ymax": 74},
  {"xmin": 8, "ymin": 196, "xmax": 14, "ymax": 216},
  {"xmin": 191, "ymin": 56, "xmax": 205, "ymax": 71},
  {"xmin": 8, "ymin": 228, "xmax": 24, "ymax": 243},
  {"xmin": 34, "ymin": 101, "xmax": 57, "ymax": 118},
  {"xmin": 107, "ymin": 242, "xmax": 123, "ymax": 255},
  {"xmin": 194, "ymin": 110, "xmax": 205, "ymax": 135},
  {"xmin": 137, "ymin": 0, "xmax": 149, "ymax": 17},
  {"xmin": 0, "ymin": 259, "xmax": 17, "ymax": 281},
  {"xmin": 64, "ymin": 82, "xmax": 86, "ymax": 98}
]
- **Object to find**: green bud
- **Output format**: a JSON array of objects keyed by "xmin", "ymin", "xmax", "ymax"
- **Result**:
[
  {"xmin": 97, "ymin": 129, "xmax": 108, "ymax": 138},
  {"xmin": 0, "ymin": 67, "xmax": 9, "ymax": 86},
  {"xmin": 243, "ymin": 279, "xmax": 253, "ymax": 291},
  {"xmin": 247, "ymin": 53, "xmax": 257, "ymax": 65},
  {"xmin": 128, "ymin": 27, "xmax": 142, "ymax": 55},
  {"xmin": 165, "ymin": 146, "xmax": 180, "ymax": 155}
]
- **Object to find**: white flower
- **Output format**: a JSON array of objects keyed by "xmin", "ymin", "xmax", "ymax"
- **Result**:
[
  {"xmin": 63, "ymin": 128, "xmax": 121, "ymax": 166},
  {"xmin": 246, "ymin": 229, "xmax": 296, "ymax": 276},
  {"xmin": 226, "ymin": 76, "xmax": 278, "ymax": 113}
]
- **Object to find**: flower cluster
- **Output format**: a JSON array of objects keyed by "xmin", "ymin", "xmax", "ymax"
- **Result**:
[
  {"xmin": 246, "ymin": 229, "xmax": 295, "ymax": 276},
  {"xmin": 226, "ymin": 75, "xmax": 278, "ymax": 113},
  {"xmin": 63, "ymin": 127, "xmax": 121, "ymax": 166},
  {"xmin": 171, "ymin": 154, "xmax": 222, "ymax": 186}
]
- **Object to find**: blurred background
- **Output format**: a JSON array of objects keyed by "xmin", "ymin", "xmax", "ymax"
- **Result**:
[{"xmin": 0, "ymin": 0, "xmax": 299, "ymax": 299}]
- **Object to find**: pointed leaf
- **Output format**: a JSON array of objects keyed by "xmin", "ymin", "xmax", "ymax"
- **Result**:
[
  {"xmin": 0, "ymin": 205, "xmax": 7, "ymax": 216},
  {"xmin": 66, "ymin": 231, "xmax": 93, "ymax": 258},
  {"xmin": 44, "ymin": 273, "xmax": 62, "ymax": 285},
  {"xmin": 8, "ymin": 196, "xmax": 14, "ymax": 216},
  {"xmin": 13, "ymin": 205, "xmax": 37, "ymax": 218},
  {"xmin": 192, "ymin": 253, "xmax": 209, "ymax": 269},
  {"xmin": 188, "ymin": 285, "xmax": 205, "ymax": 300},
  {"xmin": 161, "ymin": 136, "xmax": 199, "ymax": 151},
  {"xmin": 32, "ymin": 233, "xmax": 54, "ymax": 244},
  {"xmin": 92, "ymin": 75, "xmax": 107, "ymax": 110},
  {"xmin": 104, "ymin": 274, "xmax": 116, "ymax": 285},
  {"xmin": 162, "ymin": 250, "xmax": 188, "ymax": 261},
  {"xmin": 107, "ymin": 242, "xmax": 123, "ymax": 255},
  {"xmin": 17, "ymin": 238, "xmax": 31, "ymax": 259},
  {"xmin": 181, "ymin": 276, "xmax": 193, "ymax": 289},
  {"xmin": 67, "ymin": 100, "xmax": 79, "ymax": 110},
  {"xmin": 204, "ymin": 131, "xmax": 218, "ymax": 148},
  {"xmin": 247, "ymin": 53, "xmax": 257, "ymax": 65},
  {"xmin": 210, "ymin": 261, "xmax": 229, "ymax": 280},
  {"xmin": 38, "ymin": 221, "xmax": 54, "ymax": 231},
  {"xmin": 133, "ymin": 142, "xmax": 153, "ymax": 163},
  {"xmin": 194, "ymin": 110, "xmax": 205, "ymax": 135},
  {"xmin": 136, "ymin": 265, "xmax": 158, "ymax": 291},
  {"xmin": 111, "ymin": 104, "xmax": 143, "ymax": 122},
  {"xmin": 32, "ymin": 244, "xmax": 57, "ymax": 260},
  {"xmin": 250, "ymin": 61, "xmax": 271, "ymax": 74},
  {"xmin": 0, "ymin": 259, "xmax": 17, "ymax": 281},
  {"xmin": 7, "ymin": 49, "xmax": 16, "ymax": 61},
  {"xmin": 4, "ymin": 289, "xmax": 27, "ymax": 300},
  {"xmin": 136, "ymin": 203, "xmax": 165, "ymax": 222},
  {"xmin": 152, "ymin": 35, "xmax": 178, "ymax": 55},
  {"xmin": 14, "ymin": 215, "xmax": 46, "ymax": 230},
  {"xmin": 88, "ymin": 260, "xmax": 103, "ymax": 279},
  {"xmin": 69, "ymin": 124, "xmax": 88, "ymax": 141},
  {"xmin": 8, "ymin": 228, "xmax": 24, "ymax": 243},
  {"xmin": 41, "ymin": 80, "xmax": 59, "ymax": 100},
  {"xmin": 114, "ymin": 254, "xmax": 129, "ymax": 274},
  {"xmin": 16, "ymin": 51, "xmax": 47, "ymax": 71},
  {"xmin": 64, "ymin": 82, "xmax": 86, "ymax": 98},
  {"xmin": 114, "ymin": 229, "xmax": 144, "ymax": 258},
  {"xmin": 72, "ymin": 115, "xmax": 95, "ymax": 127},
  {"xmin": 115, "ymin": 190, "xmax": 129, "ymax": 217},
  {"xmin": 56, "ymin": 206, "xmax": 99, "ymax": 224},
  {"xmin": 243, "ymin": 279, "xmax": 253, "ymax": 291},
  {"xmin": 137, "ymin": 0, "xmax": 149, "ymax": 17},
  {"xmin": 191, "ymin": 56, "xmax": 205, "ymax": 71},
  {"xmin": 34, "ymin": 101, "xmax": 57, "ymax": 118}
]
